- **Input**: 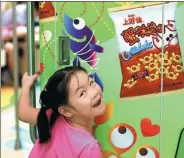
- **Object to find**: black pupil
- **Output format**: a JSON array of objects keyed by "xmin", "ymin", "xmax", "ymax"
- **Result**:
[
  {"xmin": 166, "ymin": 37, "xmax": 170, "ymax": 41},
  {"xmin": 169, "ymin": 34, "xmax": 173, "ymax": 38},
  {"xmin": 139, "ymin": 148, "xmax": 148, "ymax": 156},
  {"xmin": 118, "ymin": 126, "xmax": 127, "ymax": 134},
  {"xmin": 74, "ymin": 19, "xmax": 79, "ymax": 25}
]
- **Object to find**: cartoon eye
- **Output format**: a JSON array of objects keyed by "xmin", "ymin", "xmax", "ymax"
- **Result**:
[
  {"xmin": 136, "ymin": 145, "xmax": 159, "ymax": 158},
  {"xmin": 166, "ymin": 37, "xmax": 170, "ymax": 41},
  {"xmin": 169, "ymin": 34, "xmax": 173, "ymax": 38},
  {"xmin": 108, "ymin": 156, "xmax": 118, "ymax": 158},
  {"xmin": 109, "ymin": 123, "xmax": 137, "ymax": 154},
  {"xmin": 73, "ymin": 17, "xmax": 85, "ymax": 30}
]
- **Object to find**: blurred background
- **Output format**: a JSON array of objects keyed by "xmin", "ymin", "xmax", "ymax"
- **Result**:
[{"xmin": 1, "ymin": 2, "xmax": 40, "ymax": 157}]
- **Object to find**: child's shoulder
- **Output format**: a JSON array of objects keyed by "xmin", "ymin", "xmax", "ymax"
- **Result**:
[
  {"xmin": 80, "ymin": 142, "xmax": 102, "ymax": 158},
  {"xmin": 61, "ymin": 118, "xmax": 97, "ymax": 145},
  {"xmin": 53, "ymin": 118, "xmax": 100, "ymax": 157}
]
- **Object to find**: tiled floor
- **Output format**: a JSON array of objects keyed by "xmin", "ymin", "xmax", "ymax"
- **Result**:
[
  {"xmin": 1, "ymin": 106, "xmax": 33, "ymax": 158},
  {"xmin": 1, "ymin": 85, "xmax": 40, "ymax": 158}
]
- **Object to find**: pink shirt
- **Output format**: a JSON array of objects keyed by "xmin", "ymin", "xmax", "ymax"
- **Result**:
[{"xmin": 29, "ymin": 110, "xmax": 102, "ymax": 158}]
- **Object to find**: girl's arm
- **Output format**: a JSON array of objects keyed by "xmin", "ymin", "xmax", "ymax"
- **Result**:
[{"xmin": 18, "ymin": 72, "xmax": 40, "ymax": 125}]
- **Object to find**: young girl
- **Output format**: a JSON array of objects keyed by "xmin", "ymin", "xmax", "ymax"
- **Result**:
[{"xmin": 18, "ymin": 66, "xmax": 105, "ymax": 158}]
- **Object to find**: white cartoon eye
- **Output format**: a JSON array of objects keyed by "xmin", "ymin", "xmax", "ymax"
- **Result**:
[
  {"xmin": 110, "ymin": 124, "xmax": 136, "ymax": 150},
  {"xmin": 101, "ymin": 150, "xmax": 120, "ymax": 158},
  {"xmin": 136, "ymin": 146, "xmax": 159, "ymax": 158},
  {"xmin": 73, "ymin": 17, "xmax": 85, "ymax": 30},
  {"xmin": 108, "ymin": 156, "xmax": 118, "ymax": 158}
]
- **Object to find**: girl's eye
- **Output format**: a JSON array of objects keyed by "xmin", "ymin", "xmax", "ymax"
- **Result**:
[
  {"xmin": 80, "ymin": 91, "xmax": 86, "ymax": 97},
  {"xmin": 90, "ymin": 80, "xmax": 94, "ymax": 85}
]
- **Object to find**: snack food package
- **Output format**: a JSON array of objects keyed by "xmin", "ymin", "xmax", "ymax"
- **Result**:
[{"xmin": 109, "ymin": 2, "xmax": 184, "ymax": 97}]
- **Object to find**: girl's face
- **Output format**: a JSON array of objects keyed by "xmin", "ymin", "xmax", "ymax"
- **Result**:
[{"xmin": 67, "ymin": 71, "xmax": 105, "ymax": 119}]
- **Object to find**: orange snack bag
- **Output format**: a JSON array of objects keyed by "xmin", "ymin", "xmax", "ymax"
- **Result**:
[{"xmin": 109, "ymin": 2, "xmax": 184, "ymax": 97}]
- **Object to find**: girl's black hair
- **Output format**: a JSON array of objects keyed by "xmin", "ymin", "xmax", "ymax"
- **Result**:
[{"xmin": 37, "ymin": 66, "xmax": 87, "ymax": 143}]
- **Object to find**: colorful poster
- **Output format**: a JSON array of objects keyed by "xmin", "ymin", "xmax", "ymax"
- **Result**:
[{"xmin": 39, "ymin": 2, "xmax": 184, "ymax": 158}]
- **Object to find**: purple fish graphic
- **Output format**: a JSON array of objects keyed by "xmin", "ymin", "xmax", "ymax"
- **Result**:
[{"xmin": 63, "ymin": 13, "xmax": 104, "ymax": 91}]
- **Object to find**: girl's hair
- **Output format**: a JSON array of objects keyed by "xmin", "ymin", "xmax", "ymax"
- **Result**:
[{"xmin": 37, "ymin": 66, "xmax": 87, "ymax": 143}]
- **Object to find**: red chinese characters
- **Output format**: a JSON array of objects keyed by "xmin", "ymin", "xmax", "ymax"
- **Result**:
[
  {"xmin": 121, "ymin": 27, "xmax": 140, "ymax": 46},
  {"xmin": 121, "ymin": 22, "xmax": 163, "ymax": 46},
  {"xmin": 123, "ymin": 14, "xmax": 143, "ymax": 25}
]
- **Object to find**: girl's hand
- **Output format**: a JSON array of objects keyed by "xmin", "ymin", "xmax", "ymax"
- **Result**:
[
  {"xmin": 19, "ymin": 72, "xmax": 40, "ymax": 125},
  {"xmin": 22, "ymin": 72, "xmax": 38, "ymax": 89}
]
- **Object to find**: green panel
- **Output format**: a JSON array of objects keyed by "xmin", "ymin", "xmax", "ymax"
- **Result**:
[
  {"xmin": 160, "ymin": 2, "xmax": 184, "ymax": 158},
  {"xmin": 176, "ymin": 3, "xmax": 184, "ymax": 65},
  {"xmin": 175, "ymin": 129, "xmax": 184, "ymax": 158},
  {"xmin": 39, "ymin": 2, "xmax": 184, "ymax": 158}
]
